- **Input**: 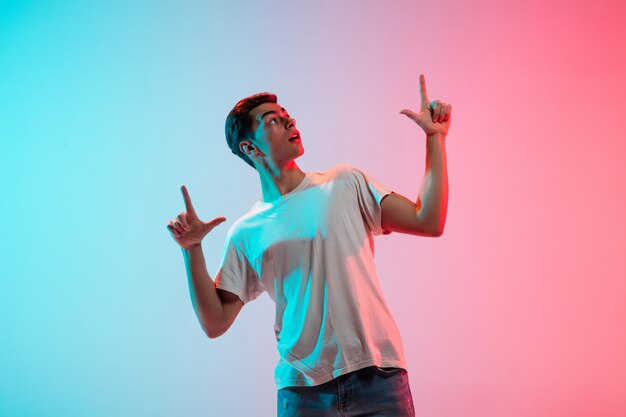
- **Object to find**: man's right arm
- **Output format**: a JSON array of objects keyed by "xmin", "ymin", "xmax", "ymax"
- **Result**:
[
  {"xmin": 167, "ymin": 184, "xmax": 243, "ymax": 339},
  {"xmin": 182, "ymin": 243, "xmax": 244, "ymax": 339}
]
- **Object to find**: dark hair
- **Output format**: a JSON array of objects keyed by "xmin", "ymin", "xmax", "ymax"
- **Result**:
[{"xmin": 225, "ymin": 92, "xmax": 278, "ymax": 169}]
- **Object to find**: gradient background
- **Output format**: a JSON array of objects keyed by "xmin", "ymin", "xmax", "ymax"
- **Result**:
[{"xmin": 1, "ymin": 0, "xmax": 625, "ymax": 416}]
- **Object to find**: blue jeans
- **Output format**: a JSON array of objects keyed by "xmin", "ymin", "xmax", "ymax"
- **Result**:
[{"xmin": 277, "ymin": 366, "xmax": 415, "ymax": 417}]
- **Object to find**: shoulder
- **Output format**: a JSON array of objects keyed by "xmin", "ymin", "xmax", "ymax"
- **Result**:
[
  {"xmin": 223, "ymin": 208, "xmax": 259, "ymax": 246},
  {"xmin": 310, "ymin": 165, "xmax": 379, "ymax": 192},
  {"xmin": 327, "ymin": 164, "xmax": 378, "ymax": 188},
  {"xmin": 326, "ymin": 164, "xmax": 366, "ymax": 180}
]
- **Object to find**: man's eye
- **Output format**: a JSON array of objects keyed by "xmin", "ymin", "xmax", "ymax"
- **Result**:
[{"xmin": 268, "ymin": 118, "xmax": 277, "ymax": 124}]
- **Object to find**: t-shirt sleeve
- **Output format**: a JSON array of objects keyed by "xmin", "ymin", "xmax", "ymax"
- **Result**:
[
  {"xmin": 214, "ymin": 228, "xmax": 264, "ymax": 304},
  {"xmin": 347, "ymin": 165, "xmax": 393, "ymax": 236}
]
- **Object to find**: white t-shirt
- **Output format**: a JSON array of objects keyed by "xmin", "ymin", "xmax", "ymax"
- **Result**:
[{"xmin": 214, "ymin": 164, "xmax": 407, "ymax": 389}]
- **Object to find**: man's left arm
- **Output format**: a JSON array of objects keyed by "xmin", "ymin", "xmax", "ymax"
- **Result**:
[{"xmin": 381, "ymin": 74, "xmax": 451, "ymax": 237}]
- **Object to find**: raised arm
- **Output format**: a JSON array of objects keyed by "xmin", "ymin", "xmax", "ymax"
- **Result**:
[
  {"xmin": 167, "ymin": 185, "xmax": 243, "ymax": 338},
  {"xmin": 381, "ymin": 74, "xmax": 450, "ymax": 237}
]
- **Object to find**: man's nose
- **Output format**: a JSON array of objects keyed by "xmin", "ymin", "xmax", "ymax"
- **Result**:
[{"xmin": 286, "ymin": 117, "xmax": 296, "ymax": 128}]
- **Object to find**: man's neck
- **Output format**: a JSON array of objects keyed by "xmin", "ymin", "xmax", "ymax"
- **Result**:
[{"xmin": 257, "ymin": 161, "xmax": 306, "ymax": 203}]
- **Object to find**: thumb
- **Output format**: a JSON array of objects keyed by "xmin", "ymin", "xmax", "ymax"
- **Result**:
[
  {"xmin": 203, "ymin": 216, "xmax": 227, "ymax": 232},
  {"xmin": 400, "ymin": 109, "xmax": 422, "ymax": 123}
]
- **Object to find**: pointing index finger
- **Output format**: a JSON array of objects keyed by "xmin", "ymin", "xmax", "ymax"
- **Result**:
[
  {"xmin": 419, "ymin": 74, "xmax": 430, "ymax": 108},
  {"xmin": 181, "ymin": 185, "xmax": 196, "ymax": 215}
]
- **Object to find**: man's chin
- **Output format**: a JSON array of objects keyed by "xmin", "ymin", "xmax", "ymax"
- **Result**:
[{"xmin": 294, "ymin": 145, "xmax": 304, "ymax": 158}]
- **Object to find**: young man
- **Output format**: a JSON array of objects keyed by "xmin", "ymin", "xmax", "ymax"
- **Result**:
[{"xmin": 167, "ymin": 74, "xmax": 450, "ymax": 416}]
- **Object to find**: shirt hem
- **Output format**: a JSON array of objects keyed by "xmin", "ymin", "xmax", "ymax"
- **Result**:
[
  {"xmin": 276, "ymin": 359, "xmax": 408, "ymax": 390},
  {"xmin": 214, "ymin": 282, "xmax": 251, "ymax": 304}
]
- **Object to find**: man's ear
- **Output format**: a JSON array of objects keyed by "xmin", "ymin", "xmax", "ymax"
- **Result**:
[{"xmin": 239, "ymin": 140, "xmax": 254, "ymax": 156}]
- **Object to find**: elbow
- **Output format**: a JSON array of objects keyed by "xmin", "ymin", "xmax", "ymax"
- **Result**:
[
  {"xmin": 422, "ymin": 228, "xmax": 443, "ymax": 238},
  {"xmin": 414, "ymin": 210, "xmax": 445, "ymax": 238},
  {"xmin": 202, "ymin": 319, "xmax": 226, "ymax": 339},
  {"xmin": 414, "ymin": 220, "xmax": 445, "ymax": 237},
  {"xmin": 207, "ymin": 331, "xmax": 222, "ymax": 339},
  {"xmin": 432, "ymin": 222, "xmax": 446, "ymax": 237},
  {"xmin": 205, "ymin": 318, "xmax": 233, "ymax": 339},
  {"xmin": 206, "ymin": 326, "xmax": 225, "ymax": 339},
  {"xmin": 430, "ymin": 228, "xmax": 444, "ymax": 238},
  {"xmin": 431, "ymin": 223, "xmax": 445, "ymax": 237}
]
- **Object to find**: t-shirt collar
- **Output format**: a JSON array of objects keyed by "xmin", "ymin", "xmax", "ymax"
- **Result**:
[{"xmin": 254, "ymin": 172, "xmax": 312, "ymax": 209}]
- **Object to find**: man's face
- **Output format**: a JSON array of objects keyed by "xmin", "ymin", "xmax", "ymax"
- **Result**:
[{"xmin": 241, "ymin": 102, "xmax": 304, "ymax": 168}]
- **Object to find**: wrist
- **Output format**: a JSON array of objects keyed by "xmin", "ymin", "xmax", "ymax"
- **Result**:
[
  {"xmin": 182, "ymin": 242, "xmax": 203, "ymax": 253},
  {"xmin": 426, "ymin": 132, "xmax": 446, "ymax": 141}
]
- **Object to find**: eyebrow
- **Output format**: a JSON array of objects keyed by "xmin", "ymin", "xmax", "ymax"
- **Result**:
[{"xmin": 259, "ymin": 107, "xmax": 288, "ymax": 121}]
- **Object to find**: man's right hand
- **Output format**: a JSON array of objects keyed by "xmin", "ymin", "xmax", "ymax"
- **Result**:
[{"xmin": 167, "ymin": 185, "xmax": 226, "ymax": 249}]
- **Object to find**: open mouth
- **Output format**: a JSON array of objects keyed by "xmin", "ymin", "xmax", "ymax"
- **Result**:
[{"xmin": 289, "ymin": 134, "xmax": 300, "ymax": 142}]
